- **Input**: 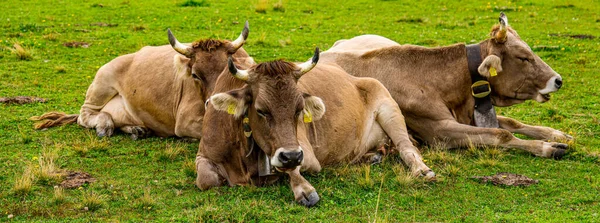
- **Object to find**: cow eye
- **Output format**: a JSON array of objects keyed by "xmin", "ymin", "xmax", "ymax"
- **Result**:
[
  {"xmin": 256, "ymin": 109, "xmax": 270, "ymax": 119},
  {"xmin": 517, "ymin": 57, "xmax": 530, "ymax": 63},
  {"xmin": 192, "ymin": 73, "xmax": 201, "ymax": 80}
]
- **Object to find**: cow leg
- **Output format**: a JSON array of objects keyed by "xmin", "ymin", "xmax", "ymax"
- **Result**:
[
  {"xmin": 497, "ymin": 116, "xmax": 573, "ymax": 142},
  {"xmin": 120, "ymin": 126, "xmax": 150, "ymax": 140},
  {"xmin": 77, "ymin": 70, "xmax": 119, "ymax": 137},
  {"xmin": 428, "ymin": 119, "xmax": 568, "ymax": 159},
  {"xmin": 376, "ymin": 100, "xmax": 435, "ymax": 180},
  {"xmin": 195, "ymin": 155, "xmax": 226, "ymax": 190},
  {"xmin": 287, "ymin": 167, "xmax": 319, "ymax": 207}
]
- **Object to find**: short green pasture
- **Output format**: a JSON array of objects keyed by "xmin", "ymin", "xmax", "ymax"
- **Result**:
[{"xmin": 1, "ymin": 0, "xmax": 599, "ymax": 221}]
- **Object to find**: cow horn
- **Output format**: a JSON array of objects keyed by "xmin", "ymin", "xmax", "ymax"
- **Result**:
[
  {"xmin": 230, "ymin": 21, "xmax": 249, "ymax": 52},
  {"xmin": 228, "ymin": 57, "xmax": 249, "ymax": 81},
  {"xmin": 296, "ymin": 47, "xmax": 320, "ymax": 79},
  {"xmin": 495, "ymin": 12, "xmax": 508, "ymax": 43},
  {"xmin": 167, "ymin": 28, "xmax": 193, "ymax": 57}
]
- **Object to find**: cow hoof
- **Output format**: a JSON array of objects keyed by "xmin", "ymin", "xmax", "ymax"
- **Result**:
[
  {"xmin": 130, "ymin": 126, "xmax": 148, "ymax": 140},
  {"xmin": 422, "ymin": 170, "xmax": 436, "ymax": 181},
  {"xmin": 297, "ymin": 191, "xmax": 319, "ymax": 207},
  {"xmin": 96, "ymin": 128, "xmax": 113, "ymax": 138},
  {"xmin": 552, "ymin": 143, "xmax": 568, "ymax": 150},
  {"xmin": 552, "ymin": 148, "xmax": 566, "ymax": 160}
]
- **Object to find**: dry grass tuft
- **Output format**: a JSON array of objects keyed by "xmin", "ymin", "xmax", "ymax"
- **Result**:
[
  {"xmin": 160, "ymin": 143, "xmax": 185, "ymax": 161},
  {"xmin": 131, "ymin": 24, "xmax": 146, "ymax": 31},
  {"xmin": 393, "ymin": 165, "xmax": 415, "ymax": 187},
  {"xmin": 53, "ymin": 186, "xmax": 66, "ymax": 204},
  {"xmin": 7, "ymin": 42, "xmax": 33, "ymax": 60},
  {"xmin": 81, "ymin": 191, "xmax": 106, "ymax": 211},
  {"xmin": 357, "ymin": 164, "xmax": 374, "ymax": 187},
  {"xmin": 13, "ymin": 165, "xmax": 35, "ymax": 195},
  {"xmin": 34, "ymin": 147, "xmax": 64, "ymax": 185},
  {"xmin": 273, "ymin": 0, "xmax": 285, "ymax": 12},
  {"xmin": 475, "ymin": 157, "xmax": 501, "ymax": 167},
  {"xmin": 55, "ymin": 66, "xmax": 67, "ymax": 73},
  {"xmin": 43, "ymin": 32, "xmax": 61, "ymax": 41},
  {"xmin": 183, "ymin": 160, "xmax": 196, "ymax": 178},
  {"xmin": 255, "ymin": 0, "xmax": 268, "ymax": 13},
  {"xmin": 443, "ymin": 164, "xmax": 461, "ymax": 178},
  {"xmin": 136, "ymin": 188, "xmax": 157, "ymax": 210}
]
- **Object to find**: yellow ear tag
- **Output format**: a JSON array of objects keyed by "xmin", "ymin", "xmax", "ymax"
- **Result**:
[
  {"xmin": 303, "ymin": 110, "xmax": 313, "ymax": 123},
  {"xmin": 489, "ymin": 67, "xmax": 498, "ymax": 77},
  {"xmin": 227, "ymin": 104, "xmax": 236, "ymax": 115}
]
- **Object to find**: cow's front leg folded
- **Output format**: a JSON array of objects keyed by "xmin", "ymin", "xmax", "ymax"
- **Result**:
[
  {"xmin": 287, "ymin": 167, "xmax": 319, "ymax": 207},
  {"xmin": 497, "ymin": 116, "xmax": 574, "ymax": 143}
]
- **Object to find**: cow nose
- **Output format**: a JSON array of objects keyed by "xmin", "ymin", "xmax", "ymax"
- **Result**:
[
  {"xmin": 278, "ymin": 150, "xmax": 303, "ymax": 168},
  {"xmin": 554, "ymin": 77, "xmax": 563, "ymax": 89}
]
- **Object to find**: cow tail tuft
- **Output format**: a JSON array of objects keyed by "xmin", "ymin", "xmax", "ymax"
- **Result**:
[{"xmin": 30, "ymin": 112, "xmax": 79, "ymax": 129}]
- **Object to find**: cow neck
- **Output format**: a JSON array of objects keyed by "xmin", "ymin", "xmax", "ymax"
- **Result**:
[{"xmin": 466, "ymin": 43, "xmax": 499, "ymax": 128}]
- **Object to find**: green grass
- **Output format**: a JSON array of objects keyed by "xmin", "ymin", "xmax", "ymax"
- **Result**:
[{"xmin": 1, "ymin": 0, "xmax": 600, "ymax": 221}]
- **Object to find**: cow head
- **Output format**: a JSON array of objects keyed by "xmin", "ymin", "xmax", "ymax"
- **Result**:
[
  {"xmin": 168, "ymin": 21, "xmax": 250, "ymax": 95},
  {"xmin": 210, "ymin": 48, "xmax": 325, "ymax": 172},
  {"xmin": 478, "ymin": 12, "xmax": 563, "ymax": 106}
]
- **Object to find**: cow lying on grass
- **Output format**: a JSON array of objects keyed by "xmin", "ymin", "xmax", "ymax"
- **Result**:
[
  {"xmin": 194, "ymin": 48, "xmax": 434, "ymax": 207},
  {"xmin": 321, "ymin": 13, "xmax": 572, "ymax": 158},
  {"xmin": 31, "ymin": 22, "xmax": 254, "ymax": 139}
]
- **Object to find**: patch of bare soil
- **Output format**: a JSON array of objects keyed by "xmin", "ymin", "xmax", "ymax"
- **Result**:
[
  {"xmin": 0, "ymin": 96, "xmax": 47, "ymax": 104},
  {"xmin": 472, "ymin": 172, "xmax": 538, "ymax": 186},
  {"xmin": 63, "ymin": 42, "xmax": 90, "ymax": 48},
  {"xmin": 90, "ymin": 22, "xmax": 118, "ymax": 27},
  {"xmin": 60, "ymin": 171, "xmax": 96, "ymax": 189}
]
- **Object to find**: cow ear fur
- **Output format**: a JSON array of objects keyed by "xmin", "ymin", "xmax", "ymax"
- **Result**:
[
  {"xmin": 477, "ymin": 55, "xmax": 503, "ymax": 78},
  {"xmin": 303, "ymin": 95, "xmax": 326, "ymax": 122},
  {"xmin": 173, "ymin": 54, "xmax": 191, "ymax": 78},
  {"xmin": 210, "ymin": 89, "xmax": 249, "ymax": 118}
]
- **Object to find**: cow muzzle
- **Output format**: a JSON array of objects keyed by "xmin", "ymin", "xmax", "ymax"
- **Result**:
[
  {"xmin": 537, "ymin": 75, "xmax": 562, "ymax": 102},
  {"xmin": 270, "ymin": 147, "xmax": 304, "ymax": 171}
]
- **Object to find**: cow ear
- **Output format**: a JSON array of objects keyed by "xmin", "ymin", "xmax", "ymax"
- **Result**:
[
  {"xmin": 477, "ymin": 55, "xmax": 503, "ymax": 78},
  {"xmin": 210, "ymin": 88, "xmax": 251, "ymax": 118},
  {"xmin": 302, "ymin": 94, "xmax": 326, "ymax": 122},
  {"xmin": 173, "ymin": 54, "xmax": 191, "ymax": 78}
]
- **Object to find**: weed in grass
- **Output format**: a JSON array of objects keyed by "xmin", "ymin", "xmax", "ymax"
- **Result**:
[
  {"xmin": 484, "ymin": 147, "xmax": 504, "ymax": 159},
  {"xmin": 55, "ymin": 66, "xmax": 66, "ymax": 73},
  {"xmin": 34, "ymin": 155, "xmax": 64, "ymax": 186},
  {"xmin": 43, "ymin": 32, "xmax": 60, "ymax": 41},
  {"xmin": 132, "ymin": 24, "xmax": 147, "ymax": 32},
  {"xmin": 7, "ymin": 42, "xmax": 33, "ymax": 60},
  {"xmin": 183, "ymin": 160, "xmax": 196, "ymax": 179},
  {"xmin": 18, "ymin": 126, "xmax": 32, "ymax": 144},
  {"xmin": 85, "ymin": 131, "xmax": 109, "ymax": 151},
  {"xmin": 255, "ymin": 0, "xmax": 268, "ymax": 13},
  {"xmin": 425, "ymin": 149, "xmax": 459, "ymax": 165},
  {"xmin": 393, "ymin": 165, "xmax": 415, "ymax": 187},
  {"xmin": 278, "ymin": 37, "xmax": 292, "ymax": 47},
  {"xmin": 13, "ymin": 165, "xmax": 35, "ymax": 196},
  {"xmin": 136, "ymin": 188, "xmax": 157, "ymax": 210},
  {"xmin": 255, "ymin": 32, "xmax": 267, "ymax": 45},
  {"xmin": 159, "ymin": 143, "xmax": 185, "ymax": 161},
  {"xmin": 53, "ymin": 186, "xmax": 66, "ymax": 204},
  {"xmin": 357, "ymin": 164, "xmax": 373, "ymax": 187},
  {"xmin": 178, "ymin": 0, "xmax": 209, "ymax": 7},
  {"xmin": 443, "ymin": 164, "xmax": 461, "ymax": 178},
  {"xmin": 273, "ymin": 0, "xmax": 285, "ymax": 12},
  {"xmin": 81, "ymin": 192, "xmax": 106, "ymax": 211},
  {"xmin": 475, "ymin": 157, "xmax": 501, "ymax": 167}
]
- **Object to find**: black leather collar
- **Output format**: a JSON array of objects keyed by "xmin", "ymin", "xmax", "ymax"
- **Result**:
[{"xmin": 466, "ymin": 44, "xmax": 499, "ymax": 128}]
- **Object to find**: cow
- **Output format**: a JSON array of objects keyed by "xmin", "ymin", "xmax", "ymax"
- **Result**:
[
  {"xmin": 31, "ymin": 22, "xmax": 254, "ymax": 139},
  {"xmin": 194, "ymin": 48, "xmax": 434, "ymax": 207},
  {"xmin": 320, "ymin": 13, "xmax": 573, "ymax": 158}
]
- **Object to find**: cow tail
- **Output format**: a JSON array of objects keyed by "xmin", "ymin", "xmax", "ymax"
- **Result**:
[{"xmin": 30, "ymin": 112, "xmax": 79, "ymax": 129}]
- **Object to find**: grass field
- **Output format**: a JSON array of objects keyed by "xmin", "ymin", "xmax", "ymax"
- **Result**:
[{"xmin": 1, "ymin": 0, "xmax": 599, "ymax": 221}]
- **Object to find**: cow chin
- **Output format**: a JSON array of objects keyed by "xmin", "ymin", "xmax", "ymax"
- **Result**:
[
  {"xmin": 270, "ymin": 146, "xmax": 304, "ymax": 172},
  {"xmin": 535, "ymin": 93, "xmax": 551, "ymax": 103}
]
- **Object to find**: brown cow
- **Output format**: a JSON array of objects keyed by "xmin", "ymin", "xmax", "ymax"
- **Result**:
[
  {"xmin": 31, "ymin": 22, "xmax": 254, "ymax": 139},
  {"xmin": 194, "ymin": 48, "xmax": 434, "ymax": 207},
  {"xmin": 320, "ymin": 13, "xmax": 573, "ymax": 158}
]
